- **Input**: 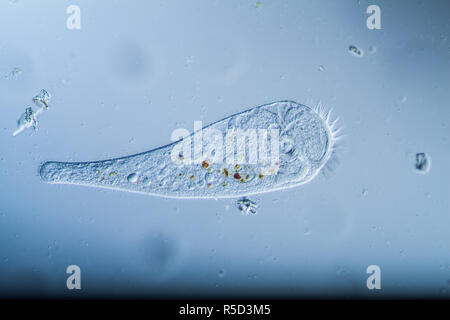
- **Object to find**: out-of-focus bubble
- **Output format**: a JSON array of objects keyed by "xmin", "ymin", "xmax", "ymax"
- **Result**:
[
  {"xmin": 368, "ymin": 46, "xmax": 377, "ymax": 54},
  {"xmin": 141, "ymin": 232, "xmax": 179, "ymax": 278},
  {"xmin": 113, "ymin": 43, "xmax": 150, "ymax": 81},
  {"xmin": 303, "ymin": 226, "xmax": 311, "ymax": 236}
]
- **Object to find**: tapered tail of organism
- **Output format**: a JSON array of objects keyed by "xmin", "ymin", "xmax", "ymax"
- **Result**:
[{"xmin": 40, "ymin": 101, "xmax": 342, "ymax": 198}]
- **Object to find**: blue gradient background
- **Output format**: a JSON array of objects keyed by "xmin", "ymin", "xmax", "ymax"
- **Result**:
[{"xmin": 0, "ymin": 0, "xmax": 449, "ymax": 298}]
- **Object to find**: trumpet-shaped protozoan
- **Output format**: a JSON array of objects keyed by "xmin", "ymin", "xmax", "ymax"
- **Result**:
[{"xmin": 40, "ymin": 101, "xmax": 341, "ymax": 198}]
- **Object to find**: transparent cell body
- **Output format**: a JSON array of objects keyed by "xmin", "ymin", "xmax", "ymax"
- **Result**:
[{"xmin": 40, "ymin": 101, "xmax": 341, "ymax": 199}]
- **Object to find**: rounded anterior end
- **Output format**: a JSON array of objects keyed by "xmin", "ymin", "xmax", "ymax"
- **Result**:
[{"xmin": 39, "ymin": 161, "xmax": 59, "ymax": 183}]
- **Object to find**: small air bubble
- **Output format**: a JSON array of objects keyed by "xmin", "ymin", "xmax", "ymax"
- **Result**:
[{"xmin": 218, "ymin": 269, "xmax": 226, "ymax": 278}]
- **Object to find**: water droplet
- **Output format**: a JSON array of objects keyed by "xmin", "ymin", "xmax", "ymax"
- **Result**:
[
  {"xmin": 127, "ymin": 173, "xmax": 138, "ymax": 183},
  {"xmin": 368, "ymin": 46, "xmax": 377, "ymax": 54},
  {"xmin": 362, "ymin": 188, "xmax": 369, "ymax": 197},
  {"xmin": 318, "ymin": 65, "xmax": 325, "ymax": 72}
]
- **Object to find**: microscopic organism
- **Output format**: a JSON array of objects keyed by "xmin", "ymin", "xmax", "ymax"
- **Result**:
[
  {"xmin": 415, "ymin": 152, "xmax": 431, "ymax": 174},
  {"xmin": 349, "ymin": 45, "xmax": 364, "ymax": 57},
  {"xmin": 13, "ymin": 89, "xmax": 51, "ymax": 136},
  {"xmin": 236, "ymin": 197, "xmax": 259, "ymax": 215},
  {"xmin": 16, "ymin": 107, "xmax": 38, "ymax": 133},
  {"xmin": 32, "ymin": 89, "xmax": 51, "ymax": 109},
  {"xmin": 40, "ymin": 101, "xmax": 342, "ymax": 198}
]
